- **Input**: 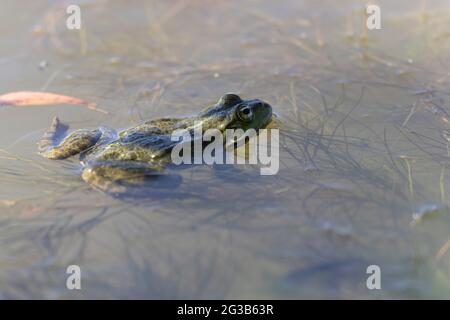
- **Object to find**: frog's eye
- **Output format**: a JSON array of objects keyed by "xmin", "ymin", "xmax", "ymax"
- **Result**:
[
  {"xmin": 236, "ymin": 105, "xmax": 254, "ymax": 122},
  {"xmin": 219, "ymin": 93, "xmax": 242, "ymax": 106}
]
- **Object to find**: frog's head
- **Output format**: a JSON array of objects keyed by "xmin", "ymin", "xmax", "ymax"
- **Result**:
[{"xmin": 199, "ymin": 93, "xmax": 273, "ymax": 132}]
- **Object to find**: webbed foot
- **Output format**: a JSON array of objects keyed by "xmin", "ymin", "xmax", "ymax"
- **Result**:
[{"xmin": 38, "ymin": 117, "xmax": 102, "ymax": 159}]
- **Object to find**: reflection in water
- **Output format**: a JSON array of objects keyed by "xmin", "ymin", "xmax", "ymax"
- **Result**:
[{"xmin": 1, "ymin": 0, "xmax": 450, "ymax": 298}]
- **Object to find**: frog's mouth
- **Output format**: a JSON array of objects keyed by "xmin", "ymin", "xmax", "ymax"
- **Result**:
[
  {"xmin": 264, "ymin": 112, "xmax": 277, "ymax": 128},
  {"xmin": 262, "ymin": 108, "xmax": 274, "ymax": 128},
  {"xmin": 224, "ymin": 122, "xmax": 274, "ymax": 150},
  {"xmin": 224, "ymin": 132, "xmax": 256, "ymax": 150}
]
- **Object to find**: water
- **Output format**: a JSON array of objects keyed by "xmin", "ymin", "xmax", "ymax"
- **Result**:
[{"xmin": 1, "ymin": 0, "xmax": 450, "ymax": 299}]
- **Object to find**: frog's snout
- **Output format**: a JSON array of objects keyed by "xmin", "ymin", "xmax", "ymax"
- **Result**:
[
  {"xmin": 262, "ymin": 101, "xmax": 272, "ymax": 115},
  {"xmin": 256, "ymin": 100, "xmax": 273, "ymax": 126}
]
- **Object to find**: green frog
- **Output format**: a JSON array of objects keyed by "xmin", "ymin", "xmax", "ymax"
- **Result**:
[{"xmin": 38, "ymin": 94, "xmax": 273, "ymax": 193}]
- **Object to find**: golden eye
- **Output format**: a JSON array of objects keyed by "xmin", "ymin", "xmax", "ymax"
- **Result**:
[{"xmin": 237, "ymin": 105, "xmax": 253, "ymax": 122}]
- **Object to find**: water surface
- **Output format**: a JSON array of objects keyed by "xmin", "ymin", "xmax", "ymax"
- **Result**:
[{"xmin": 1, "ymin": 0, "xmax": 450, "ymax": 298}]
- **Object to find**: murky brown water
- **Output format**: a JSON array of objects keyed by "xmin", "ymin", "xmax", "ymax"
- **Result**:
[{"xmin": 1, "ymin": 0, "xmax": 450, "ymax": 299}]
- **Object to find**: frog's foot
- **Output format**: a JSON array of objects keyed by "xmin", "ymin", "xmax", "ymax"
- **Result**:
[
  {"xmin": 81, "ymin": 160, "xmax": 164, "ymax": 193},
  {"xmin": 38, "ymin": 116, "xmax": 102, "ymax": 159}
]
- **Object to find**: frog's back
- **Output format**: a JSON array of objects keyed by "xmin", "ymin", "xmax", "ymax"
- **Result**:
[{"xmin": 82, "ymin": 118, "xmax": 186, "ymax": 164}]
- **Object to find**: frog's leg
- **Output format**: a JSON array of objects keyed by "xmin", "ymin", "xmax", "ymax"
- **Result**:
[
  {"xmin": 81, "ymin": 160, "xmax": 164, "ymax": 193},
  {"xmin": 38, "ymin": 116, "xmax": 102, "ymax": 159}
]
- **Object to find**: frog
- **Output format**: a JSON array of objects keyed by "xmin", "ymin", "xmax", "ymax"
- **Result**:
[{"xmin": 37, "ymin": 94, "xmax": 273, "ymax": 193}]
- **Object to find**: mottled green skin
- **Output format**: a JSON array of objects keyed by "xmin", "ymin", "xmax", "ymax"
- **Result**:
[{"xmin": 38, "ymin": 94, "xmax": 273, "ymax": 193}]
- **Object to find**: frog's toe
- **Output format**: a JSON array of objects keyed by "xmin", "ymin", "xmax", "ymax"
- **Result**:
[
  {"xmin": 39, "ymin": 117, "xmax": 102, "ymax": 160},
  {"xmin": 38, "ymin": 116, "xmax": 69, "ymax": 154}
]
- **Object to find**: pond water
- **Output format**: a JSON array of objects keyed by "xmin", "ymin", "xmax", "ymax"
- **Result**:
[{"xmin": 1, "ymin": 0, "xmax": 450, "ymax": 299}]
